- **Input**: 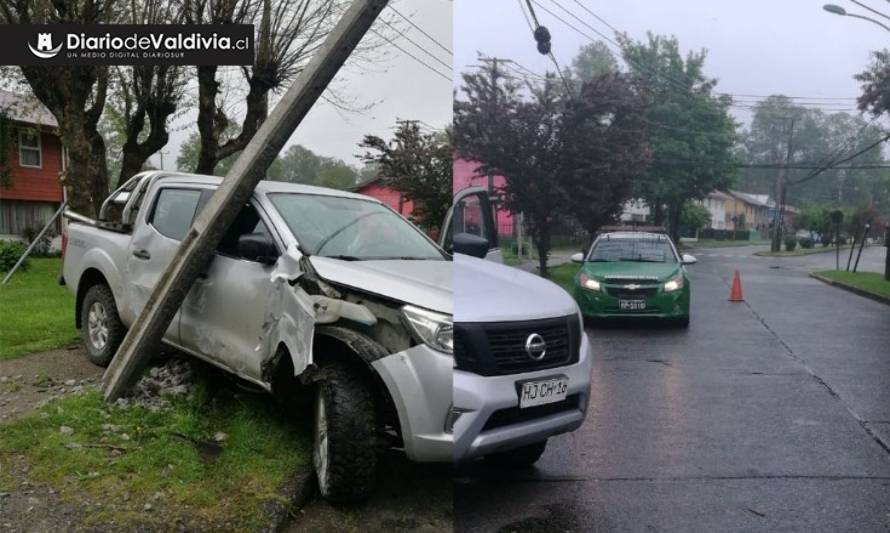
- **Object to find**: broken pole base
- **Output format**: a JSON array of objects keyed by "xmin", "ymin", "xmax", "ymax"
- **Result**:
[{"xmin": 102, "ymin": 0, "xmax": 390, "ymax": 402}]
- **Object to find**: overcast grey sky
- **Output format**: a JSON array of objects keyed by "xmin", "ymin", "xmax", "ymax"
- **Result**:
[
  {"xmin": 157, "ymin": 0, "xmax": 453, "ymax": 171},
  {"xmin": 454, "ymin": 0, "xmax": 888, "ymax": 124}
]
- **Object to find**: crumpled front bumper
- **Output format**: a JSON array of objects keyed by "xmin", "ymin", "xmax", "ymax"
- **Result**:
[{"xmin": 452, "ymin": 331, "xmax": 593, "ymax": 462}]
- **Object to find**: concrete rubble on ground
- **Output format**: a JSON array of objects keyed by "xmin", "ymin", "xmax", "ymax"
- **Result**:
[{"xmin": 124, "ymin": 357, "xmax": 196, "ymax": 410}]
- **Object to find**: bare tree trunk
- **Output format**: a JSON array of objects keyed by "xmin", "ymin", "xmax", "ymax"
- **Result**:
[
  {"xmin": 21, "ymin": 66, "xmax": 110, "ymax": 217},
  {"xmin": 116, "ymin": 66, "xmax": 182, "ymax": 186},
  {"xmin": 118, "ymin": 105, "xmax": 171, "ymax": 185},
  {"xmin": 534, "ymin": 224, "xmax": 552, "ymax": 278},
  {"xmin": 3, "ymin": 1, "xmax": 164, "ymax": 215},
  {"xmin": 195, "ymin": 65, "xmax": 221, "ymax": 174},
  {"xmin": 667, "ymin": 202, "xmax": 682, "ymax": 244},
  {"xmin": 652, "ymin": 200, "xmax": 664, "ymax": 226}
]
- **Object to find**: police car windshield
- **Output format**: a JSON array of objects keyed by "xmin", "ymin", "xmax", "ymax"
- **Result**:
[{"xmin": 589, "ymin": 238, "xmax": 677, "ymax": 263}]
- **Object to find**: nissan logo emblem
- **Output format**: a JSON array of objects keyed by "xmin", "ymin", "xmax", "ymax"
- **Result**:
[{"xmin": 524, "ymin": 333, "xmax": 547, "ymax": 360}]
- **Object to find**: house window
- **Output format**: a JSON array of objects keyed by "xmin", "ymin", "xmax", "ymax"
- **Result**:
[{"xmin": 18, "ymin": 130, "xmax": 41, "ymax": 168}]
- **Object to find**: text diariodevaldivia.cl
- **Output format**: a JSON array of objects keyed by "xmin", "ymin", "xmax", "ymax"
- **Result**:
[{"xmin": 65, "ymin": 33, "xmax": 250, "ymax": 51}]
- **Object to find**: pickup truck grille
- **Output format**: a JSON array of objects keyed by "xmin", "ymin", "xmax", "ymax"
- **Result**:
[{"xmin": 454, "ymin": 315, "xmax": 582, "ymax": 376}]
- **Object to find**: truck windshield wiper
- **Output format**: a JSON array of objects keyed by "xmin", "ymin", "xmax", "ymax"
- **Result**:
[{"xmin": 323, "ymin": 254, "xmax": 362, "ymax": 261}]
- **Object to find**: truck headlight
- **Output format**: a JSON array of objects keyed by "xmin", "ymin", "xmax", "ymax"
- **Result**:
[
  {"xmin": 579, "ymin": 273, "xmax": 601, "ymax": 292},
  {"xmin": 401, "ymin": 305, "xmax": 453, "ymax": 354},
  {"xmin": 664, "ymin": 273, "xmax": 684, "ymax": 292}
]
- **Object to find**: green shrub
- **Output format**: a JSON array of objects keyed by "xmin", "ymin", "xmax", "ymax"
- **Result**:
[
  {"xmin": 22, "ymin": 226, "xmax": 55, "ymax": 257},
  {"xmin": 0, "ymin": 240, "xmax": 28, "ymax": 273},
  {"xmin": 799, "ymin": 237, "xmax": 814, "ymax": 249},
  {"xmin": 784, "ymin": 236, "xmax": 798, "ymax": 252}
]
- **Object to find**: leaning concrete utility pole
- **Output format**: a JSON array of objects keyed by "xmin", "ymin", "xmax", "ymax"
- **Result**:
[{"xmin": 103, "ymin": 0, "xmax": 389, "ymax": 401}]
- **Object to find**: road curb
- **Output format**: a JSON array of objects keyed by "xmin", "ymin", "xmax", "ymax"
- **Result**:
[
  {"xmin": 809, "ymin": 273, "xmax": 890, "ymax": 306},
  {"xmin": 265, "ymin": 468, "xmax": 316, "ymax": 532}
]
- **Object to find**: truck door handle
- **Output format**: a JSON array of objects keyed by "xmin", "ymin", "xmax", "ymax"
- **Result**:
[{"xmin": 132, "ymin": 249, "xmax": 151, "ymax": 260}]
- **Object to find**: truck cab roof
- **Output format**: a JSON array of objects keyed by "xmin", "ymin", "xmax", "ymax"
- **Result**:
[{"xmin": 137, "ymin": 171, "xmax": 379, "ymax": 202}]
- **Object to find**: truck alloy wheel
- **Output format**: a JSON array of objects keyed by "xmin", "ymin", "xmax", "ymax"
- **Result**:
[{"xmin": 80, "ymin": 284, "xmax": 125, "ymax": 367}]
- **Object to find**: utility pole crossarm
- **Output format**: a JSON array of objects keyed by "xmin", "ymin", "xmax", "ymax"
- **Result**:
[{"xmin": 102, "ymin": 0, "xmax": 389, "ymax": 402}]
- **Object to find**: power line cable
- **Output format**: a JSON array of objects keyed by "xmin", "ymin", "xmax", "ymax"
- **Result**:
[
  {"xmin": 386, "ymin": 5, "xmax": 452, "ymax": 55},
  {"xmin": 378, "ymin": 16, "xmax": 450, "ymax": 71},
  {"xmin": 570, "ymin": 0, "xmax": 620, "ymax": 34},
  {"xmin": 730, "ymin": 94, "xmax": 858, "ymax": 102},
  {"xmin": 562, "ymin": 0, "xmax": 863, "ymax": 103},
  {"xmin": 791, "ymin": 132, "xmax": 890, "ymax": 185},
  {"xmin": 370, "ymin": 28, "xmax": 451, "ymax": 82},
  {"xmin": 517, "ymin": 0, "xmax": 536, "ymax": 34},
  {"xmin": 537, "ymin": 1, "xmax": 868, "ymax": 117}
]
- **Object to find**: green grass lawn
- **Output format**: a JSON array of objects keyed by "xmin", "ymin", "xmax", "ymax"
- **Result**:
[
  {"xmin": 684, "ymin": 239, "xmax": 770, "ymax": 249},
  {"xmin": 499, "ymin": 243, "xmax": 538, "ymax": 267},
  {"xmin": 548, "ymin": 262, "xmax": 580, "ymax": 293},
  {"xmin": 813, "ymin": 270, "xmax": 890, "ymax": 300},
  {"xmin": 0, "ymin": 258, "xmax": 79, "ymax": 360},
  {"xmin": 0, "ymin": 379, "xmax": 311, "ymax": 530}
]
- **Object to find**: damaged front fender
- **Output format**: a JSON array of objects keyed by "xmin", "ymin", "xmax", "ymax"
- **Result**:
[
  {"xmin": 259, "ymin": 246, "xmax": 381, "ymax": 380},
  {"xmin": 259, "ymin": 246, "xmax": 317, "ymax": 377}
]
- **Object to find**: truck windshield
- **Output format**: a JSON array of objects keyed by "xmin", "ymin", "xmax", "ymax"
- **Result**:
[
  {"xmin": 589, "ymin": 238, "xmax": 677, "ymax": 263},
  {"xmin": 268, "ymin": 193, "xmax": 445, "ymax": 261}
]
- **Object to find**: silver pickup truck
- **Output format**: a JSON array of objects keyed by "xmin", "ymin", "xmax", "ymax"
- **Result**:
[
  {"xmin": 63, "ymin": 172, "xmax": 592, "ymax": 501},
  {"xmin": 63, "ymin": 171, "xmax": 453, "ymax": 502},
  {"xmin": 446, "ymin": 188, "xmax": 592, "ymax": 465}
]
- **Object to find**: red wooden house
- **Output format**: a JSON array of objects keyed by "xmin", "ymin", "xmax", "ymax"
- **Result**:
[
  {"xmin": 354, "ymin": 176, "xmax": 416, "ymax": 218},
  {"xmin": 355, "ymin": 159, "xmax": 517, "ymax": 238},
  {"xmin": 0, "ymin": 90, "xmax": 65, "ymax": 241},
  {"xmin": 453, "ymin": 157, "xmax": 514, "ymax": 237}
]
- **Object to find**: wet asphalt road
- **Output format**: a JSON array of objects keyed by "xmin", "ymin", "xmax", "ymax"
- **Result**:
[{"xmin": 455, "ymin": 245, "xmax": 890, "ymax": 532}]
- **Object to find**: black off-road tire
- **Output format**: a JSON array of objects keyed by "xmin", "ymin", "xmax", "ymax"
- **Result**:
[
  {"xmin": 313, "ymin": 361, "xmax": 377, "ymax": 503},
  {"xmin": 80, "ymin": 284, "xmax": 125, "ymax": 367},
  {"xmin": 677, "ymin": 315, "xmax": 690, "ymax": 328},
  {"xmin": 485, "ymin": 440, "xmax": 548, "ymax": 467}
]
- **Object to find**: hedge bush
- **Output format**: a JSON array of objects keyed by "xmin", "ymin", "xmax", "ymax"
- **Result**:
[
  {"xmin": 0, "ymin": 240, "xmax": 28, "ymax": 273},
  {"xmin": 799, "ymin": 237, "xmax": 814, "ymax": 249},
  {"xmin": 21, "ymin": 226, "xmax": 55, "ymax": 257},
  {"xmin": 784, "ymin": 236, "xmax": 798, "ymax": 252}
]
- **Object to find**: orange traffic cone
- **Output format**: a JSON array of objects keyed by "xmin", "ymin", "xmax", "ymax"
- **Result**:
[{"xmin": 729, "ymin": 270, "xmax": 744, "ymax": 302}]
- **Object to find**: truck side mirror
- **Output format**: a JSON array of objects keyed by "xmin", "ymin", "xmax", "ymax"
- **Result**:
[
  {"xmin": 452, "ymin": 232, "xmax": 489, "ymax": 259},
  {"xmin": 571, "ymin": 252, "xmax": 585, "ymax": 263},
  {"xmin": 681, "ymin": 253, "xmax": 697, "ymax": 265},
  {"xmin": 238, "ymin": 233, "xmax": 279, "ymax": 264}
]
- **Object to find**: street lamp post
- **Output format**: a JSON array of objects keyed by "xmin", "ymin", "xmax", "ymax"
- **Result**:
[
  {"xmin": 824, "ymin": 2, "xmax": 890, "ymax": 279},
  {"xmin": 823, "ymin": 3, "xmax": 890, "ymax": 32}
]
